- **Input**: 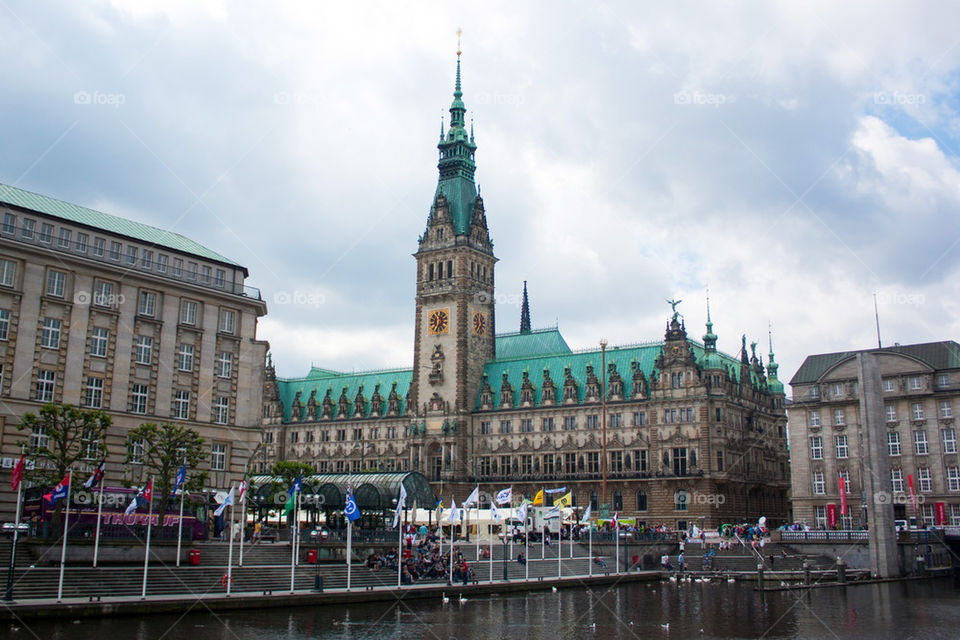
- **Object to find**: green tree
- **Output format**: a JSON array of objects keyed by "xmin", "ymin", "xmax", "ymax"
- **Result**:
[
  {"xmin": 270, "ymin": 460, "xmax": 314, "ymax": 486},
  {"xmin": 17, "ymin": 403, "xmax": 111, "ymax": 486},
  {"xmin": 125, "ymin": 422, "xmax": 207, "ymax": 525}
]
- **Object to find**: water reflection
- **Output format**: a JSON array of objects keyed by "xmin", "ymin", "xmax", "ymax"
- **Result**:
[{"xmin": 17, "ymin": 578, "xmax": 960, "ymax": 639}]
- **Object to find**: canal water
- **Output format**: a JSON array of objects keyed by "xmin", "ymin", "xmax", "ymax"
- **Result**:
[{"xmin": 17, "ymin": 578, "xmax": 960, "ymax": 639}]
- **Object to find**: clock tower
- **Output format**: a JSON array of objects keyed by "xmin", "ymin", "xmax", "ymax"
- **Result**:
[{"xmin": 410, "ymin": 53, "xmax": 496, "ymax": 422}]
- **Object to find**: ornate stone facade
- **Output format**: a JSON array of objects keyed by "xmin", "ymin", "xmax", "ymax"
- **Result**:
[{"xmin": 259, "ymin": 56, "xmax": 791, "ymax": 528}]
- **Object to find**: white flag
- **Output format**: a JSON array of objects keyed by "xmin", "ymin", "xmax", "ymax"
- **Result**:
[
  {"xmin": 495, "ymin": 487, "xmax": 512, "ymax": 505},
  {"xmin": 463, "ymin": 486, "xmax": 480, "ymax": 508},
  {"xmin": 447, "ymin": 497, "xmax": 458, "ymax": 524},
  {"xmin": 214, "ymin": 485, "xmax": 235, "ymax": 517},
  {"xmin": 490, "ymin": 502, "xmax": 500, "ymax": 523},
  {"xmin": 580, "ymin": 503, "xmax": 592, "ymax": 524},
  {"xmin": 517, "ymin": 501, "xmax": 529, "ymax": 525},
  {"xmin": 392, "ymin": 483, "xmax": 408, "ymax": 529}
]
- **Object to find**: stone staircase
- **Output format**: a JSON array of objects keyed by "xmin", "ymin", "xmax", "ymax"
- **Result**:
[
  {"xmin": 3, "ymin": 540, "xmax": 610, "ymax": 600},
  {"xmin": 673, "ymin": 543, "xmax": 832, "ymax": 572}
]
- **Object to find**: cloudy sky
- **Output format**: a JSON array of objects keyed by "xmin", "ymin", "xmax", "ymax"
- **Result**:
[{"xmin": 2, "ymin": 1, "xmax": 960, "ymax": 392}]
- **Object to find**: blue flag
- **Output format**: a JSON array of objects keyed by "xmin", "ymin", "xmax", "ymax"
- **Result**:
[
  {"xmin": 172, "ymin": 464, "xmax": 187, "ymax": 496},
  {"xmin": 345, "ymin": 487, "xmax": 361, "ymax": 522},
  {"xmin": 435, "ymin": 493, "xmax": 442, "ymax": 509},
  {"xmin": 288, "ymin": 474, "xmax": 303, "ymax": 496}
]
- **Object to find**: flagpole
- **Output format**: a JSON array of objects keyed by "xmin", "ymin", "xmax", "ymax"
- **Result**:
[
  {"xmin": 397, "ymin": 505, "xmax": 403, "ymax": 588},
  {"xmin": 346, "ymin": 517, "xmax": 352, "ymax": 591},
  {"xmin": 175, "ymin": 457, "xmax": 186, "ymax": 568},
  {"xmin": 448, "ymin": 512, "xmax": 454, "ymax": 586},
  {"xmin": 92, "ymin": 464, "xmax": 105, "ymax": 568},
  {"xmin": 289, "ymin": 484, "xmax": 298, "ymax": 593},
  {"xmin": 294, "ymin": 489, "xmax": 301, "ymax": 567},
  {"xmin": 56, "ymin": 469, "xmax": 73, "ymax": 603},
  {"xmin": 226, "ymin": 491, "xmax": 235, "ymax": 596},
  {"xmin": 588, "ymin": 523, "xmax": 592, "ymax": 577},
  {"xmin": 524, "ymin": 506, "xmax": 529, "ymax": 582},
  {"xmin": 614, "ymin": 517, "xmax": 619, "ymax": 574},
  {"xmin": 238, "ymin": 473, "xmax": 247, "ymax": 567},
  {"xmin": 488, "ymin": 510, "xmax": 494, "ymax": 583},
  {"xmin": 4, "ymin": 446, "xmax": 24, "ymax": 602},
  {"xmin": 141, "ymin": 475, "xmax": 154, "ymax": 600}
]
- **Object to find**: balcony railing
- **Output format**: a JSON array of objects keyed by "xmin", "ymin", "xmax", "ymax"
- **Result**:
[{"xmin": 0, "ymin": 222, "xmax": 262, "ymax": 300}]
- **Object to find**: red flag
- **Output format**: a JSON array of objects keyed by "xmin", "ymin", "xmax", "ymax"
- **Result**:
[
  {"xmin": 838, "ymin": 475, "xmax": 848, "ymax": 516},
  {"xmin": 10, "ymin": 453, "xmax": 24, "ymax": 491},
  {"xmin": 908, "ymin": 474, "xmax": 917, "ymax": 511},
  {"xmin": 827, "ymin": 504, "xmax": 838, "ymax": 528},
  {"xmin": 143, "ymin": 479, "xmax": 153, "ymax": 504}
]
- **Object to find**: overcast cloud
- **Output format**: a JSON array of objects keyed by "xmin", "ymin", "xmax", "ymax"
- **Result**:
[{"xmin": 2, "ymin": 1, "xmax": 960, "ymax": 392}]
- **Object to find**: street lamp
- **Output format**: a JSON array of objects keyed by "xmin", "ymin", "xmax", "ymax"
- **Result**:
[{"xmin": 600, "ymin": 338, "xmax": 608, "ymax": 505}]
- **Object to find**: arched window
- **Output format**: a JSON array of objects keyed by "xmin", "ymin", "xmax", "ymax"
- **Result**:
[
  {"xmin": 636, "ymin": 490, "xmax": 647, "ymax": 511},
  {"xmin": 590, "ymin": 492, "xmax": 599, "ymax": 510}
]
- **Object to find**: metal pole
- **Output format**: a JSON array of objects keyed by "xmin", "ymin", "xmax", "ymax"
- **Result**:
[
  {"xmin": 346, "ymin": 518, "xmax": 352, "ymax": 591},
  {"xmin": 524, "ymin": 511, "xmax": 529, "ymax": 582},
  {"xmin": 93, "ymin": 470, "xmax": 105, "ymax": 568},
  {"xmin": 601, "ymin": 339, "xmax": 608, "ymax": 505},
  {"xmin": 239, "ymin": 473, "xmax": 247, "ymax": 567},
  {"xmin": 4, "ymin": 447, "xmax": 24, "ymax": 601},
  {"xmin": 588, "ymin": 524, "xmax": 593, "ymax": 577},
  {"xmin": 397, "ymin": 509, "xmax": 404, "ymax": 588},
  {"xmin": 226, "ymin": 494, "xmax": 235, "ymax": 596},
  {"xmin": 56, "ymin": 470, "xmax": 73, "ymax": 603},
  {"xmin": 141, "ymin": 476, "xmax": 154, "ymax": 600},
  {"xmin": 289, "ymin": 488, "xmax": 298, "ymax": 593},
  {"xmin": 175, "ymin": 457, "xmax": 186, "ymax": 568}
]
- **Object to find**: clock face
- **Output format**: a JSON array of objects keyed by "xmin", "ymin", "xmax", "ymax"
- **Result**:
[
  {"xmin": 428, "ymin": 309, "xmax": 450, "ymax": 335},
  {"xmin": 472, "ymin": 311, "xmax": 487, "ymax": 336}
]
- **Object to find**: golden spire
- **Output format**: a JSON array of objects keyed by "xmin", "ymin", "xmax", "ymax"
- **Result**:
[{"xmin": 456, "ymin": 28, "xmax": 462, "ymax": 58}]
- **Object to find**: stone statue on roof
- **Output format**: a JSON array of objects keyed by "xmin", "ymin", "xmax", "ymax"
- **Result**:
[{"xmin": 666, "ymin": 298, "xmax": 682, "ymax": 322}]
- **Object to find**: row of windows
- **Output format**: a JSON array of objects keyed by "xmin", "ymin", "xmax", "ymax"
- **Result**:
[
  {"xmin": 812, "ymin": 503, "xmax": 960, "ymax": 528},
  {"xmin": 810, "ymin": 467, "xmax": 960, "ymax": 495},
  {"xmin": 811, "ymin": 429, "xmax": 959, "ymax": 460},
  {"xmin": 288, "ymin": 425, "xmax": 400, "ymax": 444},
  {"xmin": 479, "ymin": 412, "xmax": 649, "ymax": 434},
  {"xmin": 808, "ymin": 400, "xmax": 954, "ymax": 428},
  {"xmin": 809, "ymin": 375, "xmax": 952, "ymax": 400},
  {"xmin": 0, "ymin": 213, "xmax": 230, "ymax": 288},
  {"xmin": 23, "ymin": 368, "xmax": 231, "ymax": 423}
]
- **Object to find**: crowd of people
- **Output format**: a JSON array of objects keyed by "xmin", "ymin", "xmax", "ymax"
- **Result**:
[{"xmin": 365, "ymin": 524, "xmax": 477, "ymax": 585}]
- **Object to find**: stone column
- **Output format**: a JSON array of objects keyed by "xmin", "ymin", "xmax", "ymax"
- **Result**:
[{"xmin": 857, "ymin": 352, "xmax": 900, "ymax": 578}]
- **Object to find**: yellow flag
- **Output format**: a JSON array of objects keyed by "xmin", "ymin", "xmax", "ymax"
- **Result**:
[
  {"xmin": 554, "ymin": 492, "xmax": 573, "ymax": 509},
  {"xmin": 533, "ymin": 489, "xmax": 544, "ymax": 505}
]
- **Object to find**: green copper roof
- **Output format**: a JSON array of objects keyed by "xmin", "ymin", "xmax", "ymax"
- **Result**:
[
  {"xmin": 495, "ymin": 327, "xmax": 571, "ymax": 359},
  {"xmin": 790, "ymin": 341, "xmax": 960, "ymax": 385},
  {"xmin": 0, "ymin": 182, "xmax": 242, "ymax": 268},
  {"xmin": 277, "ymin": 367, "xmax": 413, "ymax": 423},
  {"xmin": 434, "ymin": 57, "xmax": 478, "ymax": 235}
]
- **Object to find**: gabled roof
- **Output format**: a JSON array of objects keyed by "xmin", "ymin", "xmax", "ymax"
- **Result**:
[
  {"xmin": 789, "ymin": 341, "xmax": 960, "ymax": 385},
  {"xmin": 278, "ymin": 367, "xmax": 413, "ymax": 422},
  {"xmin": 0, "ymin": 182, "xmax": 241, "ymax": 267},
  {"xmin": 495, "ymin": 327, "xmax": 571, "ymax": 359}
]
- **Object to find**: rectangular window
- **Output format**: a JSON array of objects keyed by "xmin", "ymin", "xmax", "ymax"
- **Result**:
[
  {"xmin": 563, "ymin": 416, "xmax": 576, "ymax": 430},
  {"xmin": 672, "ymin": 447, "xmax": 687, "ymax": 476},
  {"xmin": 41, "ymin": 317, "xmax": 61, "ymax": 349},
  {"xmin": 173, "ymin": 389, "xmax": 191, "ymax": 419},
  {"xmin": 716, "ymin": 450, "xmax": 724, "ymax": 471},
  {"xmin": 918, "ymin": 467, "xmax": 932, "ymax": 492},
  {"xmin": 211, "ymin": 443, "xmax": 226, "ymax": 471},
  {"xmin": 915, "ymin": 430, "xmax": 928, "ymax": 455},
  {"xmin": 214, "ymin": 269, "xmax": 225, "ymax": 287},
  {"xmin": 140, "ymin": 250, "xmax": 153, "ymax": 270},
  {"xmin": 219, "ymin": 309, "xmax": 235, "ymax": 334},
  {"xmin": 636, "ymin": 449, "xmax": 648, "ymax": 473},
  {"xmin": 35, "ymin": 370, "xmax": 55, "ymax": 402},
  {"xmin": 177, "ymin": 343, "xmax": 194, "ymax": 372},
  {"xmin": 125, "ymin": 245, "xmax": 138, "ymax": 265},
  {"xmin": 610, "ymin": 413, "xmax": 622, "ymax": 427},
  {"xmin": 564, "ymin": 452, "xmax": 576, "ymax": 474},
  {"xmin": 886, "ymin": 405, "xmax": 897, "ymax": 422},
  {"xmin": 172, "ymin": 258, "xmax": 183, "ymax": 277},
  {"xmin": 201, "ymin": 265, "xmax": 212, "ymax": 283},
  {"xmin": 944, "ymin": 428, "xmax": 958, "ymax": 454},
  {"xmin": 135, "ymin": 335, "xmax": 153, "ymax": 365},
  {"xmin": 480, "ymin": 421, "xmax": 491, "ymax": 435},
  {"xmin": 94, "ymin": 280, "xmax": 114, "ymax": 307},
  {"xmin": 634, "ymin": 411, "xmax": 647, "ymax": 426},
  {"xmin": 520, "ymin": 418, "xmax": 533, "ymax": 433},
  {"xmin": 45, "ymin": 270, "xmax": 65, "ymax": 298},
  {"xmin": 839, "ymin": 470, "xmax": 851, "ymax": 493},
  {"xmin": 809, "ymin": 386, "xmax": 820, "ymax": 399},
  {"xmin": 499, "ymin": 420, "xmax": 511, "ymax": 434},
  {"xmin": 216, "ymin": 351, "xmax": 233, "ymax": 378},
  {"xmin": 521, "ymin": 455, "xmax": 532, "ymax": 475},
  {"xmin": 90, "ymin": 327, "xmax": 109, "ymax": 357},
  {"xmin": 180, "ymin": 300, "xmax": 197, "ymax": 325},
  {"xmin": 940, "ymin": 401, "xmax": 953, "ymax": 419},
  {"xmin": 937, "ymin": 373, "xmax": 950, "ymax": 387},
  {"xmin": 587, "ymin": 414, "xmax": 599, "ymax": 429},
  {"xmin": 809, "ymin": 411, "xmax": 820, "ymax": 427},
  {"xmin": 1, "ymin": 213, "xmax": 14, "ymax": 234},
  {"xmin": 810, "ymin": 435, "xmax": 823, "ymax": 460},
  {"xmin": 30, "ymin": 424, "xmax": 49, "ymax": 452},
  {"xmin": 214, "ymin": 397, "xmax": 229, "ymax": 424},
  {"xmin": 835, "ymin": 435, "xmax": 849, "ymax": 459},
  {"xmin": 21, "ymin": 218, "xmax": 35, "ymax": 238},
  {"xmin": 832, "ymin": 383, "xmax": 842, "ymax": 398},
  {"xmin": 157, "ymin": 254, "xmax": 168, "ymax": 273},
  {"xmin": 912, "ymin": 403, "xmax": 924, "ymax": 421},
  {"xmin": 92, "ymin": 237, "xmax": 105, "ymax": 257},
  {"xmin": 887, "ymin": 431, "xmax": 901, "ymax": 457},
  {"xmin": 187, "ymin": 262, "xmax": 197, "ymax": 280},
  {"xmin": 587, "ymin": 451, "xmax": 599, "ymax": 474},
  {"xmin": 947, "ymin": 467, "xmax": 960, "ymax": 492},
  {"xmin": 0, "ymin": 259, "xmax": 16, "ymax": 287},
  {"xmin": 131, "ymin": 384, "xmax": 148, "ymax": 414},
  {"xmin": 57, "ymin": 227, "xmax": 71, "ymax": 248},
  {"xmin": 84, "ymin": 377, "xmax": 103, "ymax": 409},
  {"xmin": 910, "ymin": 376, "xmax": 923, "ymax": 390},
  {"xmin": 609, "ymin": 450, "xmax": 623, "ymax": 473},
  {"xmin": 883, "ymin": 378, "xmax": 895, "ymax": 392},
  {"xmin": 39, "ymin": 223, "xmax": 53, "ymax": 243},
  {"xmin": 76, "ymin": 233, "xmax": 88, "ymax": 253},
  {"xmin": 0, "ymin": 309, "xmax": 8, "ymax": 340},
  {"xmin": 833, "ymin": 408, "xmax": 845, "ymax": 426},
  {"xmin": 138, "ymin": 291, "xmax": 157, "ymax": 317},
  {"xmin": 542, "ymin": 417, "xmax": 555, "ymax": 432},
  {"xmin": 812, "ymin": 471, "xmax": 825, "ymax": 495},
  {"xmin": 109, "ymin": 241, "xmax": 121, "ymax": 261}
]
